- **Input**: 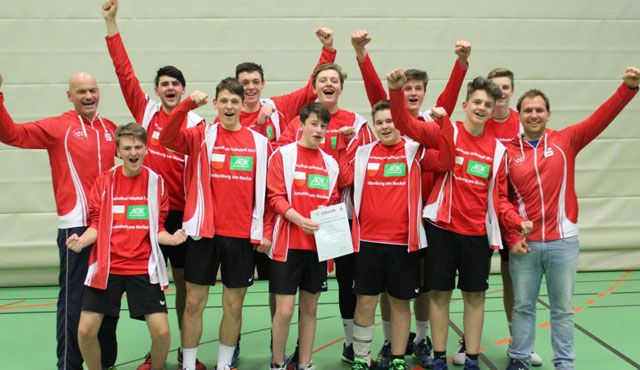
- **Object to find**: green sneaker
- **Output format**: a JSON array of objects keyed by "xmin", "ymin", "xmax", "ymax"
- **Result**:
[
  {"xmin": 389, "ymin": 358, "xmax": 407, "ymax": 370},
  {"xmin": 352, "ymin": 358, "xmax": 370, "ymax": 370}
]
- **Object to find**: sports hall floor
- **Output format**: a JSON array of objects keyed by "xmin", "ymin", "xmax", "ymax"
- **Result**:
[{"xmin": 1, "ymin": 271, "xmax": 638, "ymax": 369}]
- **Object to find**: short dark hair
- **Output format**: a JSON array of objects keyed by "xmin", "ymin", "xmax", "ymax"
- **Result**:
[
  {"xmin": 517, "ymin": 89, "xmax": 551, "ymax": 112},
  {"xmin": 115, "ymin": 122, "xmax": 147, "ymax": 146},
  {"xmin": 155, "ymin": 65, "xmax": 186, "ymax": 87},
  {"xmin": 300, "ymin": 102, "xmax": 331, "ymax": 125},
  {"xmin": 466, "ymin": 76, "xmax": 502, "ymax": 102},
  {"xmin": 312, "ymin": 63, "xmax": 347, "ymax": 89},
  {"xmin": 235, "ymin": 62, "xmax": 264, "ymax": 82},
  {"xmin": 371, "ymin": 99, "xmax": 391, "ymax": 119},
  {"xmin": 487, "ymin": 67, "xmax": 514, "ymax": 90},
  {"xmin": 215, "ymin": 77, "xmax": 245, "ymax": 100},
  {"xmin": 404, "ymin": 69, "xmax": 428, "ymax": 89}
]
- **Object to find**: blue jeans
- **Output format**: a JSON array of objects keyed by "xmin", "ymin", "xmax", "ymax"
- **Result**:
[{"xmin": 508, "ymin": 236, "xmax": 579, "ymax": 370}]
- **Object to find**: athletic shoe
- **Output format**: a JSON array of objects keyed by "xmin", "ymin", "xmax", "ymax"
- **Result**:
[
  {"xmin": 529, "ymin": 352, "xmax": 542, "ymax": 367},
  {"xmin": 352, "ymin": 358, "xmax": 370, "ymax": 370},
  {"xmin": 342, "ymin": 343, "xmax": 355, "ymax": 364},
  {"xmin": 137, "ymin": 353, "xmax": 153, "ymax": 370},
  {"xmin": 463, "ymin": 358, "xmax": 480, "ymax": 370},
  {"xmin": 231, "ymin": 343, "xmax": 240, "ymax": 367},
  {"xmin": 287, "ymin": 345, "xmax": 299, "ymax": 368},
  {"xmin": 297, "ymin": 364, "xmax": 316, "ymax": 370},
  {"xmin": 375, "ymin": 340, "xmax": 391, "ymax": 369},
  {"xmin": 412, "ymin": 337, "xmax": 433, "ymax": 368},
  {"xmin": 451, "ymin": 338, "xmax": 466, "ymax": 365},
  {"xmin": 505, "ymin": 359, "xmax": 529, "ymax": 370},
  {"xmin": 405, "ymin": 332, "xmax": 416, "ymax": 355},
  {"xmin": 270, "ymin": 363, "xmax": 286, "ymax": 370},
  {"xmin": 221, "ymin": 366, "xmax": 237, "ymax": 370},
  {"xmin": 389, "ymin": 358, "xmax": 408, "ymax": 370},
  {"xmin": 432, "ymin": 358, "xmax": 448, "ymax": 370},
  {"xmin": 177, "ymin": 348, "xmax": 207, "ymax": 370}
]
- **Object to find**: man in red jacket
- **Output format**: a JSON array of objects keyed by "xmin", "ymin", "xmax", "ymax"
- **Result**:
[
  {"xmin": 0, "ymin": 72, "xmax": 118, "ymax": 370},
  {"xmin": 504, "ymin": 66, "xmax": 639, "ymax": 370}
]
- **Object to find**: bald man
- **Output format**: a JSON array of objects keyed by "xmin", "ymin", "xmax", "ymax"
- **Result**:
[{"xmin": 0, "ymin": 72, "xmax": 119, "ymax": 370}]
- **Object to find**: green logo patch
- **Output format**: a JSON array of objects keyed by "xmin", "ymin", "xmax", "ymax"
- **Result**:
[
  {"xmin": 331, "ymin": 136, "xmax": 337, "ymax": 149},
  {"xmin": 266, "ymin": 126, "xmax": 275, "ymax": 140},
  {"xmin": 307, "ymin": 174, "xmax": 329, "ymax": 190},
  {"xmin": 229, "ymin": 156, "xmax": 254, "ymax": 171},
  {"xmin": 127, "ymin": 205, "xmax": 149, "ymax": 220},
  {"xmin": 383, "ymin": 162, "xmax": 406, "ymax": 177},
  {"xmin": 466, "ymin": 160, "xmax": 490, "ymax": 179}
]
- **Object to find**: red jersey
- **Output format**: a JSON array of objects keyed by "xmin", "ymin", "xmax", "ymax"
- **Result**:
[
  {"xmin": 484, "ymin": 109, "xmax": 522, "ymax": 143},
  {"xmin": 106, "ymin": 33, "xmax": 204, "ymax": 211},
  {"xmin": 0, "ymin": 94, "xmax": 116, "ymax": 229},
  {"xmin": 503, "ymin": 83, "xmax": 638, "ymax": 247}
]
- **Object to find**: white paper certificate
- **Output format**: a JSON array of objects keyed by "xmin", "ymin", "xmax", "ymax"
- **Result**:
[{"xmin": 310, "ymin": 203, "xmax": 353, "ymax": 262}]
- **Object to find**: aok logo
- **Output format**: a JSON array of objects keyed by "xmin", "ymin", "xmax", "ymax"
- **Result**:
[
  {"xmin": 383, "ymin": 162, "xmax": 406, "ymax": 177},
  {"xmin": 230, "ymin": 156, "xmax": 253, "ymax": 171},
  {"xmin": 127, "ymin": 205, "xmax": 149, "ymax": 220},
  {"xmin": 307, "ymin": 174, "xmax": 329, "ymax": 190},
  {"xmin": 467, "ymin": 160, "xmax": 490, "ymax": 179}
]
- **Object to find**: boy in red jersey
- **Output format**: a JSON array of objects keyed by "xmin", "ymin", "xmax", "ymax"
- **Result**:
[
  {"xmin": 351, "ymin": 29, "xmax": 471, "ymax": 368},
  {"xmin": 267, "ymin": 102, "xmax": 340, "ymax": 370},
  {"xmin": 101, "ymin": 2, "xmax": 207, "ymax": 367},
  {"xmin": 160, "ymin": 78, "xmax": 271, "ymax": 370},
  {"xmin": 388, "ymin": 69, "xmax": 532, "ymax": 370},
  {"xmin": 338, "ymin": 100, "xmax": 455, "ymax": 370},
  {"xmin": 504, "ymin": 67, "xmax": 639, "ymax": 370},
  {"xmin": 0, "ymin": 72, "xmax": 118, "ymax": 370},
  {"xmin": 66, "ymin": 122, "xmax": 187, "ymax": 370}
]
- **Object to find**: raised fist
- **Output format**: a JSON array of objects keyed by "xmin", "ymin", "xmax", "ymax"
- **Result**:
[
  {"xmin": 190, "ymin": 90, "xmax": 208, "ymax": 107},
  {"xmin": 430, "ymin": 107, "xmax": 447, "ymax": 119},
  {"xmin": 257, "ymin": 105, "xmax": 276, "ymax": 125},
  {"xmin": 102, "ymin": 0, "xmax": 118, "ymax": 19},
  {"xmin": 455, "ymin": 40, "xmax": 472, "ymax": 64},
  {"xmin": 623, "ymin": 66, "xmax": 640, "ymax": 89},
  {"xmin": 351, "ymin": 29, "xmax": 372, "ymax": 49},
  {"xmin": 386, "ymin": 68, "xmax": 407, "ymax": 90},
  {"xmin": 316, "ymin": 27, "xmax": 334, "ymax": 50}
]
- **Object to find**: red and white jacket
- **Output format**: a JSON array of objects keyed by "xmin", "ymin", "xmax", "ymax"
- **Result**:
[
  {"xmin": 84, "ymin": 166, "xmax": 169, "ymax": 290},
  {"xmin": 0, "ymin": 93, "xmax": 116, "ymax": 229},
  {"xmin": 503, "ymin": 83, "xmax": 638, "ymax": 248},
  {"xmin": 159, "ymin": 98, "xmax": 270, "ymax": 242},
  {"xmin": 267, "ymin": 142, "xmax": 340, "ymax": 262}
]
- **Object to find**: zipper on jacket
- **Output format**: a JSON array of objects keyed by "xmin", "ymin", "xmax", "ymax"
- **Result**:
[{"xmin": 531, "ymin": 142, "xmax": 546, "ymax": 241}]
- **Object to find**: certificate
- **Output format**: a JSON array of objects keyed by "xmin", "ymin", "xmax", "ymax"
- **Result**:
[{"xmin": 310, "ymin": 203, "xmax": 353, "ymax": 262}]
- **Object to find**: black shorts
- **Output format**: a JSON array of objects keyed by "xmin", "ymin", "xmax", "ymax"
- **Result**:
[
  {"xmin": 82, "ymin": 274, "xmax": 167, "ymax": 320},
  {"xmin": 354, "ymin": 241, "xmax": 421, "ymax": 300},
  {"xmin": 159, "ymin": 210, "xmax": 188, "ymax": 268},
  {"xmin": 254, "ymin": 249, "xmax": 271, "ymax": 280},
  {"xmin": 498, "ymin": 245, "xmax": 510, "ymax": 262},
  {"xmin": 269, "ymin": 250, "xmax": 328, "ymax": 295},
  {"xmin": 425, "ymin": 223, "xmax": 491, "ymax": 292},
  {"xmin": 184, "ymin": 235, "xmax": 255, "ymax": 288}
]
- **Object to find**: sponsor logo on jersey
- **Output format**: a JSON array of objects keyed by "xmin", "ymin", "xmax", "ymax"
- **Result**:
[
  {"xmin": 454, "ymin": 156, "xmax": 464, "ymax": 171},
  {"xmin": 383, "ymin": 162, "xmax": 406, "ymax": 177},
  {"xmin": 331, "ymin": 136, "xmax": 337, "ymax": 150},
  {"xmin": 73, "ymin": 128, "xmax": 87, "ymax": 140},
  {"xmin": 294, "ymin": 171, "xmax": 306, "ymax": 187},
  {"xmin": 266, "ymin": 125, "xmax": 275, "ymax": 140},
  {"xmin": 514, "ymin": 156, "xmax": 524, "ymax": 164},
  {"xmin": 112, "ymin": 204, "xmax": 125, "ymax": 222},
  {"xmin": 544, "ymin": 147, "xmax": 554, "ymax": 157},
  {"xmin": 367, "ymin": 162, "xmax": 380, "ymax": 177},
  {"xmin": 127, "ymin": 205, "xmax": 149, "ymax": 220},
  {"xmin": 210, "ymin": 153, "xmax": 225, "ymax": 170},
  {"xmin": 467, "ymin": 160, "xmax": 490, "ymax": 179},
  {"xmin": 104, "ymin": 132, "xmax": 113, "ymax": 142},
  {"xmin": 151, "ymin": 130, "xmax": 161, "ymax": 146},
  {"xmin": 308, "ymin": 174, "xmax": 329, "ymax": 190},
  {"xmin": 229, "ymin": 155, "xmax": 254, "ymax": 171}
]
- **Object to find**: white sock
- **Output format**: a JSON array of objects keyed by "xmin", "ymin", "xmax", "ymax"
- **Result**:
[
  {"xmin": 353, "ymin": 322, "xmax": 375, "ymax": 363},
  {"xmin": 382, "ymin": 320, "xmax": 391, "ymax": 342},
  {"xmin": 342, "ymin": 319, "xmax": 354, "ymax": 345},
  {"xmin": 415, "ymin": 320, "xmax": 428, "ymax": 344},
  {"xmin": 216, "ymin": 343, "xmax": 236, "ymax": 370},
  {"xmin": 182, "ymin": 347, "xmax": 198, "ymax": 370}
]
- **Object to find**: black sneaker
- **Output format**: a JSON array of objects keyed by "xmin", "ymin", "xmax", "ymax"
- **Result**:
[
  {"xmin": 405, "ymin": 332, "xmax": 416, "ymax": 355},
  {"xmin": 342, "ymin": 343, "xmax": 355, "ymax": 364},
  {"xmin": 505, "ymin": 358, "xmax": 529, "ymax": 370}
]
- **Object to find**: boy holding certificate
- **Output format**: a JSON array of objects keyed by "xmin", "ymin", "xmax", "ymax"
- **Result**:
[
  {"xmin": 267, "ymin": 102, "xmax": 340, "ymax": 370},
  {"xmin": 337, "ymin": 100, "xmax": 455, "ymax": 370}
]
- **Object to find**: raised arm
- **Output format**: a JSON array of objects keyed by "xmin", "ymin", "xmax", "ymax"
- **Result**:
[
  {"xmin": 420, "ymin": 108, "xmax": 455, "ymax": 173},
  {"xmin": 352, "ymin": 29, "xmax": 387, "ymax": 107},
  {"xmin": 434, "ymin": 40, "xmax": 471, "ymax": 116},
  {"xmin": 103, "ymin": 0, "xmax": 149, "ymax": 122},
  {"xmin": 0, "ymin": 92, "xmax": 55, "ymax": 149},
  {"xmin": 159, "ymin": 91, "xmax": 206, "ymax": 154},
  {"xmin": 565, "ymin": 66, "xmax": 639, "ymax": 151},
  {"xmin": 387, "ymin": 69, "xmax": 439, "ymax": 148}
]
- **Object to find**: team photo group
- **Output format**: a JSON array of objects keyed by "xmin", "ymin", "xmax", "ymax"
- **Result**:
[{"xmin": 1, "ymin": 1, "xmax": 638, "ymax": 370}]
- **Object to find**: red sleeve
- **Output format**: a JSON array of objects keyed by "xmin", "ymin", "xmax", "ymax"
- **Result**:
[
  {"xmin": 262, "ymin": 200, "xmax": 275, "ymax": 241},
  {"xmin": 357, "ymin": 53, "xmax": 388, "ymax": 107},
  {"xmin": 274, "ymin": 116, "xmax": 300, "ymax": 149},
  {"xmin": 337, "ymin": 137, "xmax": 358, "ymax": 188},
  {"xmin": 105, "ymin": 34, "xmax": 149, "ymax": 123},
  {"xmin": 435, "ymin": 59, "xmax": 468, "ymax": 116},
  {"xmin": 563, "ymin": 83, "xmax": 638, "ymax": 152},
  {"xmin": 420, "ymin": 115, "xmax": 455, "ymax": 173},
  {"xmin": 271, "ymin": 46, "xmax": 337, "ymax": 125},
  {"xmin": 328, "ymin": 179, "xmax": 341, "ymax": 206},
  {"xmin": 157, "ymin": 176, "xmax": 169, "ymax": 233},
  {"xmin": 159, "ymin": 97, "xmax": 199, "ymax": 155},
  {"xmin": 0, "ymin": 93, "xmax": 57, "ymax": 149},
  {"xmin": 389, "ymin": 89, "xmax": 439, "ymax": 148},
  {"xmin": 88, "ymin": 173, "xmax": 106, "ymax": 229},
  {"xmin": 267, "ymin": 151, "xmax": 292, "ymax": 216},
  {"xmin": 496, "ymin": 158, "xmax": 524, "ymax": 243}
]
